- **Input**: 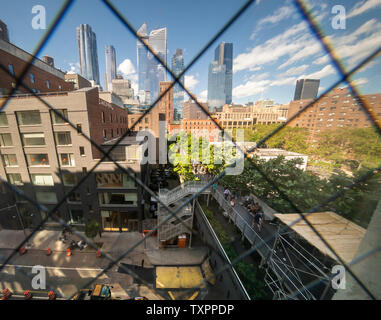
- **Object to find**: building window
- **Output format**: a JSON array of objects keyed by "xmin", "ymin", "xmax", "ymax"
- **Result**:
[
  {"xmin": 60, "ymin": 153, "xmax": 75, "ymax": 167},
  {"xmin": 2, "ymin": 154, "xmax": 18, "ymax": 167},
  {"xmin": 79, "ymin": 146, "xmax": 85, "ymax": 156},
  {"xmin": 69, "ymin": 209, "xmax": 84, "ymax": 224},
  {"xmin": 30, "ymin": 73, "xmax": 35, "ymax": 83},
  {"xmin": 21, "ymin": 133, "xmax": 45, "ymax": 146},
  {"xmin": 67, "ymin": 192, "xmax": 81, "ymax": 203},
  {"xmin": 110, "ymin": 114, "xmax": 113, "ymax": 123},
  {"xmin": 26, "ymin": 154, "xmax": 49, "ymax": 166},
  {"xmin": 31, "ymin": 174, "xmax": 54, "ymax": 186},
  {"xmin": 0, "ymin": 112, "xmax": 8, "ymax": 126},
  {"xmin": 111, "ymin": 129, "xmax": 113, "ymax": 138},
  {"xmin": 46, "ymin": 80, "xmax": 50, "ymax": 89},
  {"xmin": 76, "ymin": 124, "xmax": 82, "ymax": 134},
  {"xmin": 98, "ymin": 192, "xmax": 138, "ymax": 206},
  {"xmin": 103, "ymin": 129, "xmax": 107, "ymax": 139},
  {"xmin": 62, "ymin": 172, "xmax": 77, "ymax": 186},
  {"xmin": 36, "ymin": 191, "xmax": 57, "ymax": 204},
  {"xmin": 96, "ymin": 173, "xmax": 136, "ymax": 189},
  {"xmin": 51, "ymin": 109, "xmax": 68, "ymax": 124},
  {"xmin": 7, "ymin": 173, "xmax": 23, "ymax": 186},
  {"xmin": 82, "ymin": 167, "xmax": 87, "ymax": 175},
  {"xmin": 16, "ymin": 110, "xmax": 41, "ymax": 126},
  {"xmin": 8, "ymin": 64, "xmax": 14, "ymax": 76},
  {"xmin": 101, "ymin": 112, "xmax": 105, "ymax": 123},
  {"xmin": 54, "ymin": 132, "xmax": 72, "ymax": 145}
]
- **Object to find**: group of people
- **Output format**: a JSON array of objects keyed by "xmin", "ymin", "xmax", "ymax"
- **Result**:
[{"xmin": 223, "ymin": 189, "xmax": 265, "ymax": 232}]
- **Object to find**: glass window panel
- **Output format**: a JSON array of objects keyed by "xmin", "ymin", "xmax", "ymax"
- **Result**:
[
  {"xmin": 0, "ymin": 112, "xmax": 8, "ymax": 126},
  {"xmin": 36, "ymin": 192, "xmax": 57, "ymax": 204},
  {"xmin": 55, "ymin": 132, "xmax": 72, "ymax": 145},
  {"xmin": 26, "ymin": 154, "xmax": 49, "ymax": 166},
  {"xmin": 98, "ymin": 192, "xmax": 137, "ymax": 206},
  {"xmin": 60, "ymin": 153, "xmax": 75, "ymax": 166},
  {"xmin": 51, "ymin": 109, "xmax": 68, "ymax": 124},
  {"xmin": 31, "ymin": 174, "xmax": 54, "ymax": 186},
  {"xmin": 69, "ymin": 209, "xmax": 84, "ymax": 224},
  {"xmin": 0, "ymin": 133, "xmax": 13, "ymax": 146},
  {"xmin": 21, "ymin": 132, "xmax": 45, "ymax": 146},
  {"xmin": 7, "ymin": 173, "xmax": 23, "ymax": 186},
  {"xmin": 1, "ymin": 154, "xmax": 17, "ymax": 166},
  {"xmin": 16, "ymin": 111, "xmax": 41, "ymax": 125},
  {"xmin": 62, "ymin": 172, "xmax": 77, "ymax": 186}
]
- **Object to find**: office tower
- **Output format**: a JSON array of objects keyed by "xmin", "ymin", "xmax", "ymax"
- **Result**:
[
  {"xmin": 77, "ymin": 24, "xmax": 100, "ymax": 85},
  {"xmin": 172, "ymin": 49, "xmax": 184, "ymax": 121},
  {"xmin": 147, "ymin": 27, "xmax": 167, "ymax": 104},
  {"xmin": 43, "ymin": 55, "xmax": 54, "ymax": 68},
  {"xmin": 215, "ymin": 42, "xmax": 233, "ymax": 104},
  {"xmin": 293, "ymin": 79, "xmax": 320, "ymax": 100},
  {"xmin": 105, "ymin": 45, "xmax": 117, "ymax": 91},
  {"xmin": 207, "ymin": 61, "xmax": 226, "ymax": 112},
  {"xmin": 0, "ymin": 20, "xmax": 9, "ymax": 42},
  {"xmin": 137, "ymin": 23, "xmax": 149, "ymax": 93}
]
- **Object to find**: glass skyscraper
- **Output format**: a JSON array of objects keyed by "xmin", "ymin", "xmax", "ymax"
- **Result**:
[
  {"xmin": 215, "ymin": 42, "xmax": 233, "ymax": 104},
  {"xmin": 105, "ymin": 45, "xmax": 116, "ymax": 92},
  {"xmin": 172, "ymin": 49, "xmax": 184, "ymax": 121},
  {"xmin": 207, "ymin": 42, "xmax": 233, "ymax": 110},
  {"xmin": 293, "ymin": 79, "xmax": 320, "ymax": 100},
  {"xmin": 137, "ymin": 23, "xmax": 167, "ymax": 104},
  {"xmin": 137, "ymin": 23, "xmax": 149, "ymax": 93},
  {"xmin": 207, "ymin": 61, "xmax": 226, "ymax": 112},
  {"xmin": 77, "ymin": 24, "xmax": 100, "ymax": 85}
]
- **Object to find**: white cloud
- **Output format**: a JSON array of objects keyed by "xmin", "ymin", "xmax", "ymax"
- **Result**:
[
  {"xmin": 257, "ymin": 5, "xmax": 294, "ymax": 27},
  {"xmin": 198, "ymin": 90, "xmax": 208, "ymax": 103},
  {"xmin": 67, "ymin": 62, "xmax": 79, "ymax": 74},
  {"xmin": 118, "ymin": 59, "xmax": 136, "ymax": 78},
  {"xmin": 351, "ymin": 77, "xmax": 368, "ymax": 87},
  {"xmin": 348, "ymin": 0, "xmax": 381, "ymax": 18},
  {"xmin": 235, "ymin": 21, "xmax": 310, "ymax": 73},
  {"xmin": 283, "ymin": 64, "xmax": 309, "ymax": 76},
  {"xmin": 313, "ymin": 54, "xmax": 330, "ymax": 65},
  {"xmin": 184, "ymin": 75, "xmax": 199, "ymax": 90},
  {"xmin": 302, "ymin": 64, "xmax": 336, "ymax": 79}
]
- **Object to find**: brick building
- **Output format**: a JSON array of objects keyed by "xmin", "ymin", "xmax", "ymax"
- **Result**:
[
  {"xmin": 287, "ymin": 87, "xmax": 381, "ymax": 140},
  {"xmin": 0, "ymin": 39, "xmax": 74, "ymax": 96},
  {"xmin": 0, "ymin": 87, "xmax": 149, "ymax": 233}
]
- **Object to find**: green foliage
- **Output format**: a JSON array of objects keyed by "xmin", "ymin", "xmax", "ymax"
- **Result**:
[
  {"xmin": 85, "ymin": 219, "xmax": 99, "ymax": 239},
  {"xmin": 221, "ymin": 156, "xmax": 381, "ymax": 227}
]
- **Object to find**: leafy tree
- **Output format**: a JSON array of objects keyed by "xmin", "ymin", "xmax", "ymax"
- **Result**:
[{"xmin": 85, "ymin": 219, "xmax": 100, "ymax": 240}]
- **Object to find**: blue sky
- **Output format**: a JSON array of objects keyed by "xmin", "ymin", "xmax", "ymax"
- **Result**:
[{"xmin": 1, "ymin": 0, "xmax": 381, "ymax": 105}]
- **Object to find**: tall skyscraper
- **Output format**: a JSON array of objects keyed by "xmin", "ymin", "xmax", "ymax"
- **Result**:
[
  {"xmin": 77, "ymin": 24, "xmax": 100, "ymax": 85},
  {"xmin": 207, "ymin": 42, "xmax": 233, "ymax": 110},
  {"xmin": 137, "ymin": 23, "xmax": 149, "ymax": 93},
  {"xmin": 172, "ymin": 49, "xmax": 184, "ymax": 121},
  {"xmin": 215, "ymin": 42, "xmax": 233, "ymax": 104},
  {"xmin": 137, "ymin": 24, "xmax": 167, "ymax": 104},
  {"xmin": 105, "ymin": 45, "xmax": 117, "ymax": 92},
  {"xmin": 0, "ymin": 19, "xmax": 9, "ymax": 42},
  {"xmin": 207, "ymin": 61, "xmax": 226, "ymax": 112},
  {"xmin": 293, "ymin": 79, "xmax": 320, "ymax": 100}
]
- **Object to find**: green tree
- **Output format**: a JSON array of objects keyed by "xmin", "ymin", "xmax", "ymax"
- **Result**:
[{"xmin": 85, "ymin": 219, "xmax": 100, "ymax": 240}]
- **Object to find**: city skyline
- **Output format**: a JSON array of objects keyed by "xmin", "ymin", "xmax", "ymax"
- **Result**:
[{"xmin": 0, "ymin": 0, "xmax": 380, "ymax": 106}]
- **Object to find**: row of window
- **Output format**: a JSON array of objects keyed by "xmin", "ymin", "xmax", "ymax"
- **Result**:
[
  {"xmin": 101, "ymin": 112, "xmax": 127, "ymax": 125},
  {"xmin": 0, "ymin": 131, "xmax": 74, "ymax": 147},
  {"xmin": 8, "ymin": 64, "xmax": 56, "ymax": 90},
  {"xmin": 1, "ymin": 152, "xmax": 76, "ymax": 168},
  {"xmin": 6, "ymin": 172, "xmax": 137, "ymax": 188},
  {"xmin": 0, "ymin": 109, "xmax": 69, "ymax": 127}
]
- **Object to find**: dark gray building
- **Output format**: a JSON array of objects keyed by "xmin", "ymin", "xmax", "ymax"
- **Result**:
[
  {"xmin": 0, "ymin": 19, "xmax": 9, "ymax": 42},
  {"xmin": 293, "ymin": 79, "xmax": 320, "ymax": 100},
  {"xmin": 215, "ymin": 42, "xmax": 233, "ymax": 104}
]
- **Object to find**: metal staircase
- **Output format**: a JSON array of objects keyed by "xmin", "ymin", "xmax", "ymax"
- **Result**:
[{"xmin": 157, "ymin": 181, "xmax": 211, "ymax": 242}]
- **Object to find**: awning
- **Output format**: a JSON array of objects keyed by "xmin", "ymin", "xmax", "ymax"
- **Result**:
[{"xmin": 274, "ymin": 211, "xmax": 366, "ymax": 264}]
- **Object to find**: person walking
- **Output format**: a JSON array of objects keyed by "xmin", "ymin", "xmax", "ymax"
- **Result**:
[
  {"xmin": 224, "ymin": 188, "xmax": 231, "ymax": 200},
  {"xmin": 254, "ymin": 211, "xmax": 264, "ymax": 232}
]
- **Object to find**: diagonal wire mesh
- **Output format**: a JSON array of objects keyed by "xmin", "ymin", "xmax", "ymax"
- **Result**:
[{"xmin": 0, "ymin": 0, "xmax": 380, "ymax": 300}]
